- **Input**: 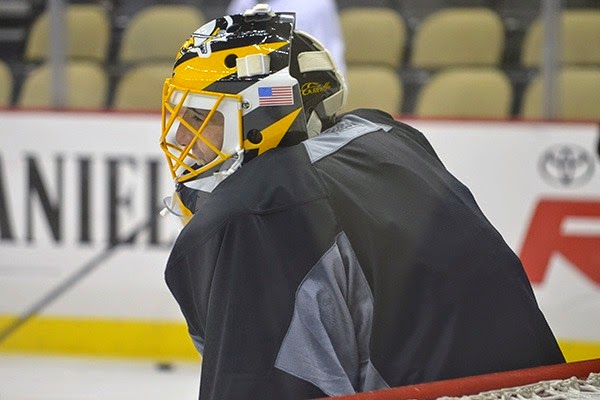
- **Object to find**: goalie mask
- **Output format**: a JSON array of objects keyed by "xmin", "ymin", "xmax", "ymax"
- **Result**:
[{"xmin": 160, "ymin": 5, "xmax": 346, "ymax": 223}]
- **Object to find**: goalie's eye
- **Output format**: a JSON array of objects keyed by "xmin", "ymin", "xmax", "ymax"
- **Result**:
[{"xmin": 191, "ymin": 109, "xmax": 206, "ymax": 122}]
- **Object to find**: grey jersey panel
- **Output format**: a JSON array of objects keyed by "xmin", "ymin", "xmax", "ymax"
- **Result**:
[
  {"xmin": 274, "ymin": 231, "xmax": 389, "ymax": 397},
  {"xmin": 303, "ymin": 115, "xmax": 392, "ymax": 163},
  {"xmin": 191, "ymin": 333, "xmax": 205, "ymax": 356}
]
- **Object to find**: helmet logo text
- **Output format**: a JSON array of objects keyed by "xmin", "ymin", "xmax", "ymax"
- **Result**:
[{"xmin": 301, "ymin": 82, "xmax": 331, "ymax": 96}]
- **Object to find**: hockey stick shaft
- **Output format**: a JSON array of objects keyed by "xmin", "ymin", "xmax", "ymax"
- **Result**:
[{"xmin": 0, "ymin": 220, "xmax": 152, "ymax": 345}]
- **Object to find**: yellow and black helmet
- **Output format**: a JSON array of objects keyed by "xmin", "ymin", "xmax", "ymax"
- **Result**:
[{"xmin": 160, "ymin": 4, "xmax": 346, "ymax": 196}]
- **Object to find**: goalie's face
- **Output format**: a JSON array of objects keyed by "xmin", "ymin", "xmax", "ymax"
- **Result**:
[
  {"xmin": 175, "ymin": 107, "xmax": 224, "ymax": 166},
  {"xmin": 160, "ymin": 83, "xmax": 243, "ymax": 184}
]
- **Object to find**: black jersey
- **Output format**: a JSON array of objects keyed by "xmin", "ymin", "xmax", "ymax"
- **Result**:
[{"xmin": 165, "ymin": 109, "xmax": 564, "ymax": 399}]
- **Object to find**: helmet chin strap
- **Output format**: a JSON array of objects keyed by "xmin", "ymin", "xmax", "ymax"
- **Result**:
[
  {"xmin": 182, "ymin": 147, "xmax": 245, "ymax": 194},
  {"xmin": 212, "ymin": 147, "xmax": 245, "ymax": 183}
]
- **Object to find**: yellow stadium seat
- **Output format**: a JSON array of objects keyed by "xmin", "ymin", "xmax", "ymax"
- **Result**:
[
  {"xmin": 342, "ymin": 66, "xmax": 403, "ymax": 116},
  {"xmin": 411, "ymin": 8, "xmax": 505, "ymax": 69},
  {"xmin": 117, "ymin": 5, "xmax": 205, "ymax": 64},
  {"xmin": 18, "ymin": 61, "xmax": 108, "ymax": 110},
  {"xmin": 340, "ymin": 7, "xmax": 407, "ymax": 68},
  {"xmin": 112, "ymin": 62, "xmax": 173, "ymax": 111},
  {"xmin": 520, "ymin": 67, "xmax": 600, "ymax": 121},
  {"xmin": 24, "ymin": 4, "xmax": 111, "ymax": 63},
  {"xmin": 415, "ymin": 68, "xmax": 513, "ymax": 118},
  {"xmin": 0, "ymin": 60, "xmax": 13, "ymax": 107},
  {"xmin": 521, "ymin": 10, "xmax": 600, "ymax": 67}
]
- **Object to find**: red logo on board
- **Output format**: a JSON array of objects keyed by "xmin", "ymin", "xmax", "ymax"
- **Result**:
[{"xmin": 520, "ymin": 200, "xmax": 600, "ymax": 285}]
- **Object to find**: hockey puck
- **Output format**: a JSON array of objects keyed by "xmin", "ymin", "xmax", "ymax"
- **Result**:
[{"xmin": 156, "ymin": 362, "xmax": 174, "ymax": 371}]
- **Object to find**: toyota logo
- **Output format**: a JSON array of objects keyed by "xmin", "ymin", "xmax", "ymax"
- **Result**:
[{"xmin": 538, "ymin": 144, "xmax": 595, "ymax": 188}]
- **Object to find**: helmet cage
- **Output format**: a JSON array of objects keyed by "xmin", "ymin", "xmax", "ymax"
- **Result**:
[{"xmin": 160, "ymin": 81, "xmax": 243, "ymax": 183}]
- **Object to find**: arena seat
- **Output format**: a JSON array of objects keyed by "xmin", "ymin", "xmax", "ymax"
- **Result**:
[
  {"xmin": 395, "ymin": 0, "xmax": 495, "ymax": 31},
  {"xmin": 341, "ymin": 7, "xmax": 406, "ymax": 69},
  {"xmin": 0, "ymin": 59, "xmax": 13, "ymax": 106},
  {"xmin": 342, "ymin": 66, "xmax": 403, "ymax": 116},
  {"xmin": 520, "ymin": 67, "xmax": 600, "ymax": 121},
  {"xmin": 18, "ymin": 60, "xmax": 108, "ymax": 110},
  {"xmin": 24, "ymin": 4, "xmax": 111, "ymax": 63},
  {"xmin": 112, "ymin": 62, "xmax": 172, "ymax": 111},
  {"xmin": 414, "ymin": 67, "xmax": 512, "ymax": 118},
  {"xmin": 117, "ymin": 5, "xmax": 205, "ymax": 65},
  {"xmin": 410, "ymin": 7, "xmax": 505, "ymax": 69},
  {"xmin": 521, "ymin": 9, "xmax": 600, "ymax": 67},
  {"xmin": 340, "ymin": 7, "xmax": 406, "ymax": 115}
]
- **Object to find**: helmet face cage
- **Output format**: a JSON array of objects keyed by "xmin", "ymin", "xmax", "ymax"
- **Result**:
[
  {"xmin": 161, "ymin": 82, "xmax": 243, "ymax": 183},
  {"xmin": 160, "ymin": 7, "xmax": 346, "ymax": 192}
]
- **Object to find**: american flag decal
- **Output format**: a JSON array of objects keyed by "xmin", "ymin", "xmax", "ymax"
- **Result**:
[{"xmin": 258, "ymin": 86, "xmax": 294, "ymax": 106}]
